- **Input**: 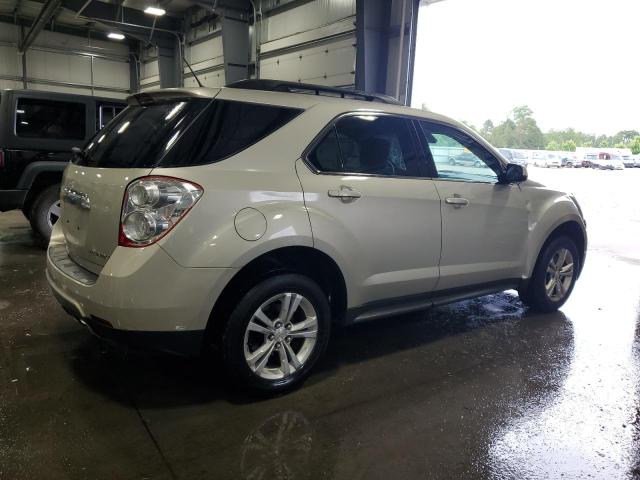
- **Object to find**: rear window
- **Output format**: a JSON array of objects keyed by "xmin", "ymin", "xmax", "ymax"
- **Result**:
[
  {"xmin": 74, "ymin": 99, "xmax": 209, "ymax": 168},
  {"xmin": 16, "ymin": 98, "xmax": 86, "ymax": 140},
  {"xmin": 74, "ymin": 98, "xmax": 301, "ymax": 168}
]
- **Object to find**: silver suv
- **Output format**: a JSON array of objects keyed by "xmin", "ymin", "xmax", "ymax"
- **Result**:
[{"xmin": 47, "ymin": 80, "xmax": 587, "ymax": 392}]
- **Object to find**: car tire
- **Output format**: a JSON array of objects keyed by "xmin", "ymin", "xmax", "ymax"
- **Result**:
[
  {"xmin": 221, "ymin": 274, "xmax": 331, "ymax": 393},
  {"xmin": 519, "ymin": 235, "xmax": 579, "ymax": 313},
  {"xmin": 29, "ymin": 184, "xmax": 61, "ymax": 244}
]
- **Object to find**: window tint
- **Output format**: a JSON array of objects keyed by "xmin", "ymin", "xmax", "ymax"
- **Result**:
[
  {"xmin": 74, "ymin": 99, "xmax": 209, "ymax": 168},
  {"xmin": 418, "ymin": 121, "xmax": 502, "ymax": 183},
  {"xmin": 74, "ymin": 99, "xmax": 301, "ymax": 169},
  {"xmin": 159, "ymin": 100, "xmax": 302, "ymax": 167},
  {"xmin": 16, "ymin": 98, "xmax": 85, "ymax": 140},
  {"xmin": 308, "ymin": 115, "xmax": 424, "ymax": 177}
]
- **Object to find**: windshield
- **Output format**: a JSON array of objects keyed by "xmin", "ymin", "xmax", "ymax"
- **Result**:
[{"xmin": 73, "ymin": 98, "xmax": 210, "ymax": 168}]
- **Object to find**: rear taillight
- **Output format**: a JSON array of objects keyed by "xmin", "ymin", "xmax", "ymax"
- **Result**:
[
  {"xmin": 0, "ymin": 148, "xmax": 5, "ymax": 168},
  {"xmin": 119, "ymin": 176, "xmax": 203, "ymax": 247}
]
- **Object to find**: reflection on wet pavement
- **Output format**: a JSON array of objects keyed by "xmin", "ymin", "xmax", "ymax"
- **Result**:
[{"xmin": 1, "ymin": 169, "xmax": 639, "ymax": 480}]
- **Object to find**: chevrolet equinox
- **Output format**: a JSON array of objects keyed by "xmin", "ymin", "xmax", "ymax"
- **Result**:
[{"xmin": 46, "ymin": 80, "xmax": 587, "ymax": 392}]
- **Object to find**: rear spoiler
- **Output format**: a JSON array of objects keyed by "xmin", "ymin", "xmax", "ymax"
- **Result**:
[{"xmin": 127, "ymin": 88, "xmax": 220, "ymax": 106}]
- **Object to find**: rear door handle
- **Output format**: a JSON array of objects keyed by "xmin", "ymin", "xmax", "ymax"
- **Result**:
[
  {"xmin": 445, "ymin": 195, "xmax": 469, "ymax": 208},
  {"xmin": 328, "ymin": 185, "xmax": 362, "ymax": 203}
]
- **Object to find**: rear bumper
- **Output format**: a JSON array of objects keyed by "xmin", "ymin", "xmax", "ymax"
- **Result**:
[
  {"xmin": 46, "ymin": 270, "xmax": 203, "ymax": 356},
  {"xmin": 46, "ymin": 233, "xmax": 236, "ymax": 356},
  {"xmin": 0, "ymin": 189, "xmax": 27, "ymax": 212}
]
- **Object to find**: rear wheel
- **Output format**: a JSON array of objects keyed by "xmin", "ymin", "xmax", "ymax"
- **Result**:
[
  {"xmin": 519, "ymin": 236, "xmax": 579, "ymax": 312},
  {"xmin": 29, "ymin": 184, "xmax": 61, "ymax": 244},
  {"xmin": 221, "ymin": 274, "xmax": 330, "ymax": 393}
]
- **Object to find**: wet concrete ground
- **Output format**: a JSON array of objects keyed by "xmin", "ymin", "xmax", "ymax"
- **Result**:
[{"xmin": 1, "ymin": 168, "xmax": 639, "ymax": 479}]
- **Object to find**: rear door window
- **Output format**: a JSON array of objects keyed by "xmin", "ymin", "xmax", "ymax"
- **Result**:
[{"xmin": 15, "ymin": 98, "xmax": 86, "ymax": 140}]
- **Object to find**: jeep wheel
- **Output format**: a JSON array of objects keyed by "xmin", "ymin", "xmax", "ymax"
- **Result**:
[
  {"xmin": 222, "ymin": 274, "xmax": 330, "ymax": 393},
  {"xmin": 519, "ymin": 236, "xmax": 579, "ymax": 313},
  {"xmin": 29, "ymin": 184, "xmax": 61, "ymax": 243}
]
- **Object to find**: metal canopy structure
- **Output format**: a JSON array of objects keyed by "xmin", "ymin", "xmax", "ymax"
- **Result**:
[{"xmin": 0, "ymin": 0, "xmax": 430, "ymax": 100}]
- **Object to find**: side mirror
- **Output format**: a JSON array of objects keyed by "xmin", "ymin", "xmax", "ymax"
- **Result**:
[{"xmin": 501, "ymin": 163, "xmax": 528, "ymax": 183}]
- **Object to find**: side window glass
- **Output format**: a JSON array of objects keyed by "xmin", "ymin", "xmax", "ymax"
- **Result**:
[
  {"xmin": 308, "ymin": 115, "xmax": 424, "ymax": 177},
  {"xmin": 308, "ymin": 127, "xmax": 341, "ymax": 172},
  {"xmin": 419, "ymin": 121, "xmax": 501, "ymax": 183},
  {"xmin": 15, "ymin": 98, "xmax": 86, "ymax": 140}
]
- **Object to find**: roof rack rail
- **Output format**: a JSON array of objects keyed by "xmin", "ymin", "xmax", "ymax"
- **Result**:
[{"xmin": 226, "ymin": 79, "xmax": 401, "ymax": 105}]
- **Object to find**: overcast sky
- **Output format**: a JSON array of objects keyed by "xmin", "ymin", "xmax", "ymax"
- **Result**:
[{"xmin": 411, "ymin": 0, "xmax": 639, "ymax": 136}]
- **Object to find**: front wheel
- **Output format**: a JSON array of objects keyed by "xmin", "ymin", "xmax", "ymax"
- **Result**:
[
  {"xmin": 519, "ymin": 236, "xmax": 579, "ymax": 312},
  {"xmin": 221, "ymin": 274, "xmax": 331, "ymax": 393}
]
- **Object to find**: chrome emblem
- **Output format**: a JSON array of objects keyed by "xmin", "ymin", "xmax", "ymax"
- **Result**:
[
  {"xmin": 62, "ymin": 185, "xmax": 91, "ymax": 210},
  {"xmin": 89, "ymin": 248, "xmax": 110, "ymax": 260}
]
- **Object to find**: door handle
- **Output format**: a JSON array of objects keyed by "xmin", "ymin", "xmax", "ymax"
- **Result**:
[
  {"xmin": 445, "ymin": 195, "xmax": 469, "ymax": 208},
  {"xmin": 328, "ymin": 185, "xmax": 362, "ymax": 203}
]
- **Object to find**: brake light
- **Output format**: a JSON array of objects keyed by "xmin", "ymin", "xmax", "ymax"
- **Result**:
[
  {"xmin": 119, "ymin": 176, "xmax": 203, "ymax": 247},
  {"xmin": 0, "ymin": 148, "xmax": 4, "ymax": 168}
]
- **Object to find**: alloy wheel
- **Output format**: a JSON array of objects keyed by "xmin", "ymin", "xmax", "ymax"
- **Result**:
[
  {"xmin": 243, "ymin": 292, "xmax": 318, "ymax": 380},
  {"xmin": 544, "ymin": 248, "xmax": 574, "ymax": 301},
  {"xmin": 47, "ymin": 200, "xmax": 62, "ymax": 229}
]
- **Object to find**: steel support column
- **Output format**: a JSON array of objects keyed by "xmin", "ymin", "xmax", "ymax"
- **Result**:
[
  {"xmin": 355, "ymin": 0, "xmax": 420, "ymax": 105},
  {"xmin": 221, "ymin": 6, "xmax": 250, "ymax": 84},
  {"xmin": 157, "ymin": 35, "xmax": 183, "ymax": 88}
]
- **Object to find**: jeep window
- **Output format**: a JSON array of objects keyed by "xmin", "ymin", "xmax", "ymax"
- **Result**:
[
  {"xmin": 98, "ymin": 105, "xmax": 126, "ymax": 130},
  {"xmin": 15, "ymin": 98, "xmax": 86, "ymax": 140},
  {"xmin": 308, "ymin": 115, "xmax": 424, "ymax": 177},
  {"xmin": 158, "ymin": 100, "xmax": 302, "ymax": 167},
  {"xmin": 418, "ymin": 121, "xmax": 502, "ymax": 183}
]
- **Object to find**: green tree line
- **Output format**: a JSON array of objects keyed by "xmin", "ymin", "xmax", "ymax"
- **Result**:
[{"xmin": 456, "ymin": 105, "xmax": 640, "ymax": 154}]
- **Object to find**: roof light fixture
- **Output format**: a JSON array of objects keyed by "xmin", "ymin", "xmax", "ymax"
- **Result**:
[
  {"xmin": 108, "ymin": 32, "xmax": 125, "ymax": 40},
  {"xmin": 144, "ymin": 6, "xmax": 166, "ymax": 16}
]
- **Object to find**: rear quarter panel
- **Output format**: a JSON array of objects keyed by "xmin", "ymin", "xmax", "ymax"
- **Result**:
[{"xmin": 153, "ymin": 105, "xmax": 335, "ymax": 269}]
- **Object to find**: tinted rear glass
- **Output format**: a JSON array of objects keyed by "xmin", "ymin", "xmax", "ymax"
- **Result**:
[
  {"xmin": 16, "ymin": 98, "xmax": 86, "ymax": 140},
  {"xmin": 74, "ymin": 99, "xmax": 209, "ymax": 168},
  {"xmin": 158, "ymin": 99, "xmax": 302, "ymax": 167},
  {"xmin": 74, "ymin": 98, "xmax": 301, "ymax": 168}
]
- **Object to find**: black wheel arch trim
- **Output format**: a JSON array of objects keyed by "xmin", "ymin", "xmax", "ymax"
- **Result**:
[{"xmin": 16, "ymin": 161, "xmax": 67, "ymax": 190}]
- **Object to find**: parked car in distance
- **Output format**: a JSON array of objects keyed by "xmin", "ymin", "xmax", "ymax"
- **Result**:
[
  {"xmin": 449, "ymin": 150, "xmax": 483, "ymax": 167},
  {"xmin": 0, "ymin": 89, "xmax": 126, "ymax": 241},
  {"xmin": 621, "ymin": 155, "xmax": 636, "ymax": 168},
  {"xmin": 592, "ymin": 153, "xmax": 625, "ymax": 170},
  {"xmin": 46, "ymin": 80, "xmax": 587, "ymax": 392},
  {"xmin": 498, "ymin": 148, "xmax": 528, "ymax": 166},
  {"xmin": 559, "ymin": 153, "xmax": 580, "ymax": 167}
]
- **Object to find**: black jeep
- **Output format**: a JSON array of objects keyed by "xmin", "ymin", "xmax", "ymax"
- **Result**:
[{"xmin": 0, "ymin": 89, "xmax": 125, "ymax": 241}]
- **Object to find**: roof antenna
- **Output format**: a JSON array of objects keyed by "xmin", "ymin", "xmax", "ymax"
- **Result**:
[{"xmin": 183, "ymin": 56, "xmax": 203, "ymax": 88}]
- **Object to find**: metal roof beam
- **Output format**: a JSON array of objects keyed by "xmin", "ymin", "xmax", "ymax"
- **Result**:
[
  {"xmin": 18, "ymin": 0, "xmax": 63, "ymax": 53},
  {"xmin": 61, "ymin": 0, "xmax": 182, "ymax": 32}
]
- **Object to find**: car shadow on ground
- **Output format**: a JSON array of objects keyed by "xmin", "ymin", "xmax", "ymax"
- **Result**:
[{"xmin": 65, "ymin": 291, "xmax": 567, "ymax": 409}]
